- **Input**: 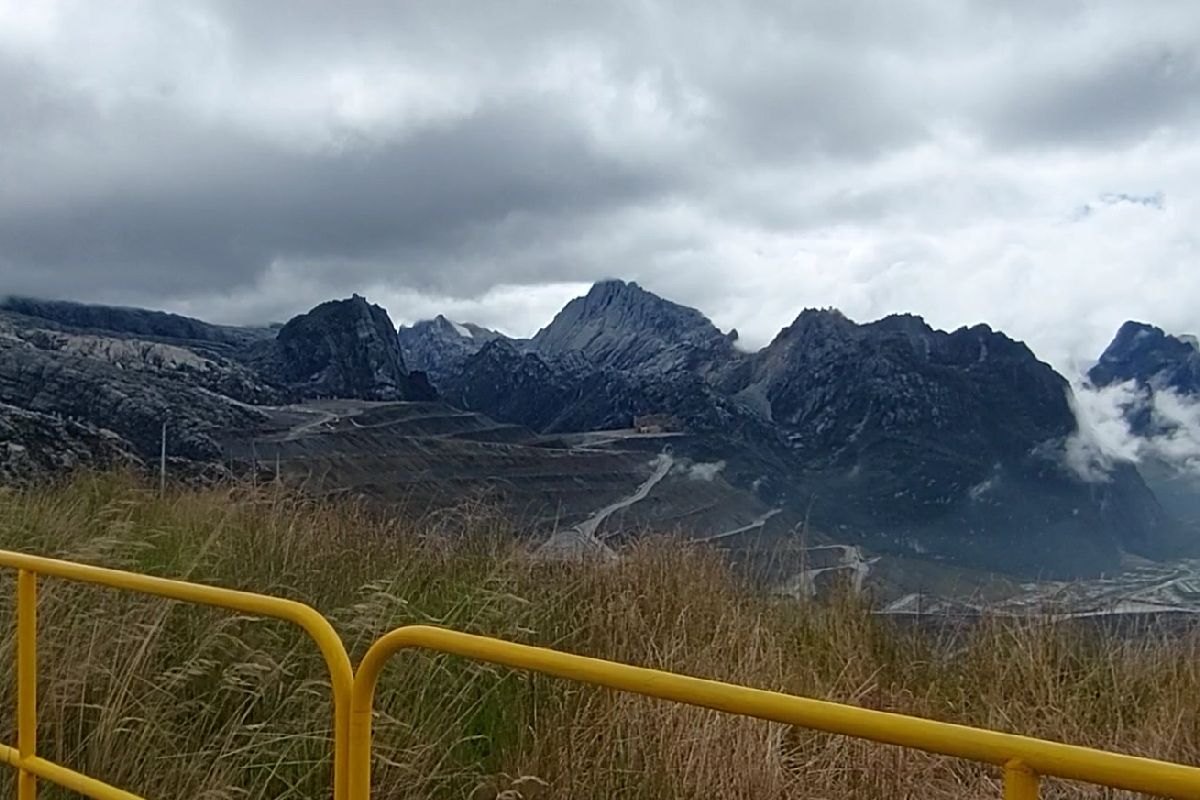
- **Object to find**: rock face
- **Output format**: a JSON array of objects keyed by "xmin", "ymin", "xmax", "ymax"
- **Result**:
[
  {"xmin": 0, "ymin": 402, "xmax": 141, "ymax": 483},
  {"xmin": 397, "ymin": 315, "xmax": 509, "ymax": 386},
  {"xmin": 735, "ymin": 310, "xmax": 1071, "ymax": 461},
  {"xmin": 0, "ymin": 321, "xmax": 270, "ymax": 463},
  {"xmin": 11, "ymin": 324, "xmax": 287, "ymax": 406},
  {"xmin": 725, "ymin": 310, "xmax": 1180, "ymax": 573},
  {"xmin": 258, "ymin": 295, "xmax": 435, "ymax": 401},
  {"xmin": 531, "ymin": 280, "xmax": 737, "ymax": 375},
  {"xmin": 1090, "ymin": 321, "xmax": 1200, "ymax": 397},
  {"xmin": 443, "ymin": 338, "xmax": 772, "ymax": 440}
]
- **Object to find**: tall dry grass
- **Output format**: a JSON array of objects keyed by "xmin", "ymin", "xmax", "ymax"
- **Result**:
[{"xmin": 0, "ymin": 473, "xmax": 1196, "ymax": 799}]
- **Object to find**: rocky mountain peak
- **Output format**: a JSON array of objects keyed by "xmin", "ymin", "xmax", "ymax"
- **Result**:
[
  {"xmin": 265, "ymin": 295, "xmax": 435, "ymax": 401},
  {"xmin": 573, "ymin": 279, "xmax": 705, "ymax": 323},
  {"xmin": 531, "ymin": 279, "xmax": 734, "ymax": 373},
  {"xmin": 422, "ymin": 314, "xmax": 474, "ymax": 337},
  {"xmin": 471, "ymin": 336, "xmax": 523, "ymax": 363},
  {"xmin": 1089, "ymin": 320, "xmax": 1200, "ymax": 394},
  {"xmin": 769, "ymin": 308, "xmax": 855, "ymax": 347}
]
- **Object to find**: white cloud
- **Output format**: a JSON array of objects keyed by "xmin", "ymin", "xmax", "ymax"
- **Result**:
[
  {"xmin": 683, "ymin": 461, "xmax": 726, "ymax": 482},
  {"xmin": 157, "ymin": 261, "xmax": 589, "ymax": 336},
  {"xmin": 1066, "ymin": 379, "xmax": 1200, "ymax": 481},
  {"xmin": 1149, "ymin": 389, "xmax": 1200, "ymax": 470}
]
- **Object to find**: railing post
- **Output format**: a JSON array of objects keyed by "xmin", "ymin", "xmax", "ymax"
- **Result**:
[
  {"xmin": 1004, "ymin": 759, "xmax": 1040, "ymax": 800},
  {"xmin": 16, "ymin": 570, "xmax": 37, "ymax": 800},
  {"xmin": 347, "ymin": 677, "xmax": 377, "ymax": 800}
]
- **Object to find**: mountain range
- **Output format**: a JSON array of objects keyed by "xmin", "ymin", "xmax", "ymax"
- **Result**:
[{"xmin": 3, "ymin": 281, "xmax": 1198, "ymax": 580}]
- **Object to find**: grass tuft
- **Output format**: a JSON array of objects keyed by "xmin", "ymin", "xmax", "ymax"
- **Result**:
[{"xmin": 0, "ymin": 473, "xmax": 1196, "ymax": 799}]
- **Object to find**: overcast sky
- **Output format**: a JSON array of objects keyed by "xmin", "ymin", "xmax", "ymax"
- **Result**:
[{"xmin": 2, "ymin": 1, "xmax": 1199, "ymax": 373}]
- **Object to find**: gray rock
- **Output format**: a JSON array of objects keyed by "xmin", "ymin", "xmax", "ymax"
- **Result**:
[
  {"xmin": 0, "ymin": 335, "xmax": 269, "ymax": 462},
  {"xmin": 721, "ymin": 308, "xmax": 1183, "ymax": 574},
  {"xmin": 397, "ymin": 315, "xmax": 510, "ymax": 387},
  {"xmin": 0, "ymin": 402, "xmax": 141, "ymax": 483},
  {"xmin": 1090, "ymin": 320, "xmax": 1200, "ymax": 398},
  {"xmin": 443, "ymin": 338, "xmax": 771, "ymax": 439},
  {"xmin": 2, "ymin": 317, "xmax": 290, "ymax": 406},
  {"xmin": 531, "ymin": 279, "xmax": 738, "ymax": 375},
  {"xmin": 256, "ymin": 295, "xmax": 436, "ymax": 401},
  {"xmin": 0, "ymin": 296, "xmax": 274, "ymax": 355}
]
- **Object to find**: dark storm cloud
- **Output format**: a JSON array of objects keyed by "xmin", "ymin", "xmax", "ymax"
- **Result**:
[
  {"xmin": 1, "ymin": 0, "xmax": 1199, "ymax": 368},
  {"xmin": 983, "ymin": 45, "xmax": 1200, "ymax": 148},
  {"xmin": 1, "ymin": 93, "xmax": 668, "ymax": 298}
]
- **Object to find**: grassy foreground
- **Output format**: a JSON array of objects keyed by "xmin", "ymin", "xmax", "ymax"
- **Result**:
[{"xmin": 0, "ymin": 475, "xmax": 1197, "ymax": 799}]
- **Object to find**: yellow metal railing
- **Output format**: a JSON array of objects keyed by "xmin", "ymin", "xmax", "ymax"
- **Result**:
[
  {"xmin": 0, "ymin": 551, "xmax": 354, "ymax": 800},
  {"xmin": 3, "ymin": 549, "xmax": 1200, "ymax": 799},
  {"xmin": 349, "ymin": 625, "xmax": 1200, "ymax": 800}
]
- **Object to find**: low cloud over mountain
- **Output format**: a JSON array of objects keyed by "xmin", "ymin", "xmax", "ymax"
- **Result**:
[
  {"xmin": 1068, "ymin": 380, "xmax": 1200, "ymax": 482},
  {"xmin": 1066, "ymin": 317, "xmax": 1200, "ymax": 549}
]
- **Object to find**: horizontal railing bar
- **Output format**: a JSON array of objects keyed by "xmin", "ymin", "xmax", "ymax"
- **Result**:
[
  {"xmin": 355, "ymin": 625, "xmax": 1200, "ymax": 800},
  {"xmin": 0, "ymin": 551, "xmax": 348, "ymax": 677},
  {"xmin": 1, "ymin": 743, "xmax": 144, "ymax": 800}
]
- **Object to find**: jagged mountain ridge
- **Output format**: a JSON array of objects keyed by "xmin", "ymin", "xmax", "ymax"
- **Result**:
[
  {"xmin": 1, "ymin": 285, "xmax": 1193, "ymax": 577},
  {"xmin": 729, "ymin": 309, "xmax": 1181, "ymax": 571},
  {"xmin": 429, "ymin": 280, "xmax": 1189, "ymax": 575},
  {"xmin": 0, "ymin": 296, "xmax": 275, "ymax": 355},
  {"xmin": 735, "ymin": 309, "xmax": 1071, "ymax": 459},
  {"xmin": 1090, "ymin": 320, "xmax": 1200, "ymax": 398}
]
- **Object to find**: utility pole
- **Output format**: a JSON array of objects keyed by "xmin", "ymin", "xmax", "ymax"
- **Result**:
[{"xmin": 159, "ymin": 419, "xmax": 168, "ymax": 496}]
